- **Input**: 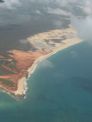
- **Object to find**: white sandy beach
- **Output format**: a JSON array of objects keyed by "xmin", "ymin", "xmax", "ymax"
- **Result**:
[{"xmin": 14, "ymin": 77, "xmax": 27, "ymax": 96}]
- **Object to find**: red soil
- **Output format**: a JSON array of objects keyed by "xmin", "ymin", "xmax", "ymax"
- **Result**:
[{"xmin": 0, "ymin": 50, "xmax": 47, "ymax": 94}]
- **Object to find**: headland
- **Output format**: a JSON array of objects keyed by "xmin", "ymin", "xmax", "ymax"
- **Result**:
[{"xmin": 0, "ymin": 26, "xmax": 82, "ymax": 98}]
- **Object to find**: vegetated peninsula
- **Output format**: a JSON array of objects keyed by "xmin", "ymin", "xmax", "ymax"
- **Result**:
[{"xmin": 0, "ymin": 26, "xmax": 81, "ymax": 98}]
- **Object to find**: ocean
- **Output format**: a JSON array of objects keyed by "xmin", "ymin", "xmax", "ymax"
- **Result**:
[{"xmin": 0, "ymin": 41, "xmax": 92, "ymax": 122}]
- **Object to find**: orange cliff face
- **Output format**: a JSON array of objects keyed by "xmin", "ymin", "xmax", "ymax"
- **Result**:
[{"xmin": 0, "ymin": 49, "xmax": 46, "ymax": 95}]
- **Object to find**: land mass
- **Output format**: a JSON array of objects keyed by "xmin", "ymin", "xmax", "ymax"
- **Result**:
[{"xmin": 0, "ymin": 26, "xmax": 81, "ymax": 98}]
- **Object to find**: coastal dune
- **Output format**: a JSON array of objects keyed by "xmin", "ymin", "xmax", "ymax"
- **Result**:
[
  {"xmin": 0, "ymin": 27, "xmax": 82, "ymax": 97},
  {"xmin": 14, "ymin": 37, "xmax": 81, "ymax": 96}
]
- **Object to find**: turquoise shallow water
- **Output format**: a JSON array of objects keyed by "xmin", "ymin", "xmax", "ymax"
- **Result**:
[{"xmin": 0, "ymin": 42, "xmax": 92, "ymax": 122}]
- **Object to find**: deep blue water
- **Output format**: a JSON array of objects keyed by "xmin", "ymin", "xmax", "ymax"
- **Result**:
[{"xmin": 0, "ymin": 42, "xmax": 92, "ymax": 122}]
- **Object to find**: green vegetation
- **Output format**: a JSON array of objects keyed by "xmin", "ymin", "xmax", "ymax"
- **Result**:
[
  {"xmin": 0, "ymin": 78, "xmax": 16, "ymax": 88},
  {"xmin": 8, "ymin": 61, "xmax": 16, "ymax": 69},
  {"xmin": 0, "ymin": 58, "xmax": 17, "ymax": 75},
  {"xmin": 0, "ymin": 67, "xmax": 6, "ymax": 75},
  {"xmin": 0, "ymin": 67, "xmax": 16, "ymax": 75}
]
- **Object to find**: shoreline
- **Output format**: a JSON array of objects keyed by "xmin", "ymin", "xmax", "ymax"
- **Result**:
[{"xmin": 14, "ymin": 38, "xmax": 82, "ymax": 97}]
